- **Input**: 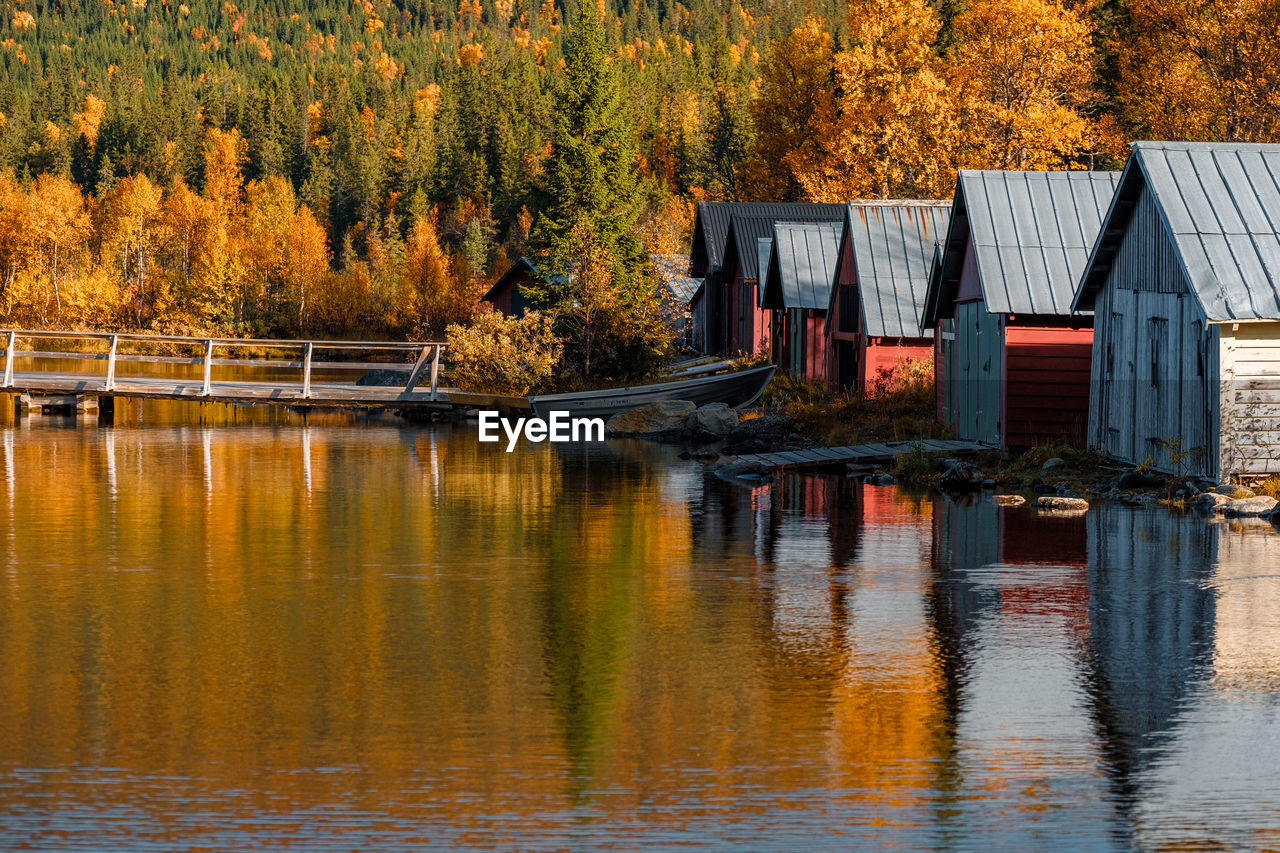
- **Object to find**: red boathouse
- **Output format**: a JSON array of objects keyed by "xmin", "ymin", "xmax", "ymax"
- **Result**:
[{"xmin": 920, "ymin": 170, "xmax": 1121, "ymax": 449}]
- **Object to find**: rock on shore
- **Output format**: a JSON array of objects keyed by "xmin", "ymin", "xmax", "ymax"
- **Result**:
[
  {"xmin": 1216, "ymin": 496, "xmax": 1278, "ymax": 518},
  {"xmin": 686, "ymin": 402, "xmax": 739, "ymax": 436},
  {"xmin": 606, "ymin": 400, "xmax": 696, "ymax": 434},
  {"xmin": 1034, "ymin": 496, "xmax": 1090, "ymax": 512}
]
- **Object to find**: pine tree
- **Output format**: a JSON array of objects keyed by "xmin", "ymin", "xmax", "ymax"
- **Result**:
[{"xmin": 533, "ymin": 1, "xmax": 643, "ymax": 296}]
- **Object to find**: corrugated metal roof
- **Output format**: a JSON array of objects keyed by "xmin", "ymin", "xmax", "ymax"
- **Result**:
[
  {"xmin": 722, "ymin": 209, "xmax": 847, "ymax": 283},
  {"xmin": 651, "ymin": 254, "xmax": 702, "ymax": 304},
  {"xmin": 690, "ymin": 202, "xmax": 846, "ymax": 277},
  {"xmin": 923, "ymin": 170, "xmax": 1120, "ymax": 326},
  {"xmin": 761, "ymin": 222, "xmax": 842, "ymax": 310},
  {"xmin": 842, "ymin": 201, "xmax": 951, "ymax": 338},
  {"xmin": 1075, "ymin": 141, "xmax": 1280, "ymax": 321}
]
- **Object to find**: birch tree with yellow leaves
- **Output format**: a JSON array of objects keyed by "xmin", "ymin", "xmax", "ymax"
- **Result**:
[
  {"xmin": 796, "ymin": 0, "xmax": 956, "ymax": 200},
  {"xmin": 949, "ymin": 0, "xmax": 1114, "ymax": 170},
  {"xmin": 1119, "ymin": 0, "xmax": 1280, "ymax": 142}
]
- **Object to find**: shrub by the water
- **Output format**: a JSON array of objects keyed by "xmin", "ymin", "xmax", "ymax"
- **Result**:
[{"xmin": 445, "ymin": 311, "xmax": 563, "ymax": 396}]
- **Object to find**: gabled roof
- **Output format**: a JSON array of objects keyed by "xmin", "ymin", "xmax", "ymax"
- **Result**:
[
  {"xmin": 721, "ymin": 208, "xmax": 847, "ymax": 284},
  {"xmin": 761, "ymin": 221, "xmax": 842, "ymax": 311},
  {"xmin": 921, "ymin": 169, "xmax": 1121, "ymax": 328},
  {"xmin": 831, "ymin": 201, "xmax": 951, "ymax": 338},
  {"xmin": 482, "ymin": 256, "xmax": 569, "ymax": 303},
  {"xmin": 1074, "ymin": 141, "xmax": 1280, "ymax": 321},
  {"xmin": 482, "ymin": 256, "xmax": 536, "ymax": 302},
  {"xmin": 689, "ymin": 202, "xmax": 846, "ymax": 277}
]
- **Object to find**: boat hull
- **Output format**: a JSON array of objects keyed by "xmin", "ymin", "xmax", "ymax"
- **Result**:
[{"xmin": 529, "ymin": 365, "xmax": 776, "ymax": 419}]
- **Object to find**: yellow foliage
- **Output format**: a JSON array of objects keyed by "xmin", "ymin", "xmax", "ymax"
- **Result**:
[
  {"xmin": 1120, "ymin": 0, "xmax": 1280, "ymax": 142},
  {"xmin": 445, "ymin": 310, "xmax": 563, "ymax": 395},
  {"xmin": 202, "ymin": 126, "xmax": 246, "ymax": 213},
  {"xmin": 950, "ymin": 0, "xmax": 1099, "ymax": 170},
  {"xmin": 458, "ymin": 42, "xmax": 484, "ymax": 68},
  {"xmin": 795, "ymin": 0, "xmax": 953, "ymax": 200},
  {"xmin": 71, "ymin": 94, "xmax": 106, "ymax": 145},
  {"xmin": 743, "ymin": 18, "xmax": 837, "ymax": 201}
]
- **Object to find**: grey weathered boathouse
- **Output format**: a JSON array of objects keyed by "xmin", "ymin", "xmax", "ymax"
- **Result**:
[{"xmin": 1073, "ymin": 141, "xmax": 1280, "ymax": 480}]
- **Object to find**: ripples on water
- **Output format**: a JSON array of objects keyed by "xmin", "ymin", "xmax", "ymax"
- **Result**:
[{"xmin": 1, "ymin": 401, "xmax": 1279, "ymax": 850}]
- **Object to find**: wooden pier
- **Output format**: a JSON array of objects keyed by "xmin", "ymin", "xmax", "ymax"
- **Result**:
[
  {"xmin": 729, "ymin": 438, "xmax": 994, "ymax": 469},
  {"xmin": 0, "ymin": 328, "xmax": 523, "ymax": 414}
]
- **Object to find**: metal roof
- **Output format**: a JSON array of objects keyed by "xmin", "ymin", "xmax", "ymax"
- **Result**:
[
  {"xmin": 922, "ymin": 170, "xmax": 1121, "ymax": 327},
  {"xmin": 1074, "ymin": 141, "xmax": 1280, "ymax": 321},
  {"xmin": 839, "ymin": 201, "xmax": 951, "ymax": 338},
  {"xmin": 651, "ymin": 254, "xmax": 702, "ymax": 305},
  {"xmin": 721, "ymin": 209, "xmax": 847, "ymax": 283},
  {"xmin": 761, "ymin": 221, "xmax": 843, "ymax": 310},
  {"xmin": 690, "ymin": 202, "xmax": 846, "ymax": 277}
]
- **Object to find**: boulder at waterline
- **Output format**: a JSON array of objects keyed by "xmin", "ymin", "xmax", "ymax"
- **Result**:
[
  {"xmin": 992, "ymin": 494, "xmax": 1026, "ymax": 506},
  {"xmin": 937, "ymin": 461, "xmax": 984, "ymax": 493},
  {"xmin": 606, "ymin": 400, "xmax": 696, "ymax": 435},
  {"xmin": 1217, "ymin": 496, "xmax": 1278, "ymax": 518},
  {"xmin": 686, "ymin": 402, "xmax": 739, "ymax": 436},
  {"xmin": 1191, "ymin": 492, "xmax": 1233, "ymax": 510},
  {"xmin": 1034, "ymin": 496, "xmax": 1090, "ymax": 512}
]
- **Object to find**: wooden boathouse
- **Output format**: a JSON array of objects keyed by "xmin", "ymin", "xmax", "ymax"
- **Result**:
[
  {"xmin": 824, "ymin": 201, "xmax": 950, "ymax": 395},
  {"xmin": 920, "ymin": 169, "xmax": 1121, "ymax": 449},
  {"xmin": 760, "ymin": 221, "xmax": 842, "ymax": 380},
  {"xmin": 1073, "ymin": 141, "xmax": 1280, "ymax": 480},
  {"xmin": 481, "ymin": 256, "xmax": 536, "ymax": 317},
  {"xmin": 689, "ymin": 202, "xmax": 844, "ymax": 355}
]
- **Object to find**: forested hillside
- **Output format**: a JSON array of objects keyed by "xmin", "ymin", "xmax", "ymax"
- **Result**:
[{"xmin": 0, "ymin": 0, "xmax": 1276, "ymax": 340}]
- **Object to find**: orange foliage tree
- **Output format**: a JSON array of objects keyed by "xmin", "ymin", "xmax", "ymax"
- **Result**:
[
  {"xmin": 1120, "ymin": 0, "xmax": 1280, "ymax": 142},
  {"xmin": 950, "ymin": 0, "xmax": 1111, "ymax": 170},
  {"xmin": 794, "ymin": 0, "xmax": 954, "ymax": 200},
  {"xmin": 743, "ymin": 19, "xmax": 838, "ymax": 202}
]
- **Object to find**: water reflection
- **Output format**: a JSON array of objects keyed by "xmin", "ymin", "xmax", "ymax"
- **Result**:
[{"xmin": 0, "ymin": 410, "xmax": 1279, "ymax": 849}]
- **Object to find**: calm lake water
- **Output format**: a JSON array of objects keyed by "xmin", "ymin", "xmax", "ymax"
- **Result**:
[{"xmin": 2, "ymin": 401, "xmax": 1280, "ymax": 850}]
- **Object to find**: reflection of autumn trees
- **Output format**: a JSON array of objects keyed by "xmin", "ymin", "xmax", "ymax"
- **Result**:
[{"xmin": 0, "ymin": 427, "xmax": 964, "ymax": 840}]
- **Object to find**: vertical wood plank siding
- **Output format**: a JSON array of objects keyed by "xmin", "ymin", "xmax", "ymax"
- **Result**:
[
  {"xmin": 1090, "ymin": 185, "xmax": 1218, "ymax": 478},
  {"xmin": 952, "ymin": 300, "xmax": 1004, "ymax": 446}
]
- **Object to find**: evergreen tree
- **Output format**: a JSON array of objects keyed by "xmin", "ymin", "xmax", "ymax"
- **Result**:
[{"xmin": 533, "ymin": 2, "xmax": 644, "ymax": 295}]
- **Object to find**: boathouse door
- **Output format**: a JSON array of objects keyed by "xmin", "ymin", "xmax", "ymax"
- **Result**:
[{"xmin": 953, "ymin": 301, "xmax": 1003, "ymax": 446}]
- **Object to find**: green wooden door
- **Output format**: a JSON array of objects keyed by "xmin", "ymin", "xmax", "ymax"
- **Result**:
[{"xmin": 954, "ymin": 302, "xmax": 1002, "ymax": 446}]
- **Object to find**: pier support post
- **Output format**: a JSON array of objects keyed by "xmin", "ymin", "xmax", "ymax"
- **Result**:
[
  {"xmin": 301, "ymin": 342, "xmax": 314, "ymax": 399},
  {"xmin": 201, "ymin": 339, "xmax": 214, "ymax": 396},
  {"xmin": 402, "ymin": 346, "xmax": 431, "ymax": 395},
  {"xmin": 429, "ymin": 345, "xmax": 441, "ymax": 401},
  {"xmin": 2, "ymin": 330, "xmax": 13, "ymax": 388},
  {"xmin": 98, "ymin": 396, "xmax": 115, "ymax": 426},
  {"xmin": 104, "ymin": 334, "xmax": 119, "ymax": 391}
]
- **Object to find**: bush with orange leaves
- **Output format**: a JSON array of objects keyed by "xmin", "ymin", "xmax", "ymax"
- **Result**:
[
  {"xmin": 867, "ymin": 355, "xmax": 933, "ymax": 399},
  {"xmin": 445, "ymin": 309, "xmax": 563, "ymax": 395}
]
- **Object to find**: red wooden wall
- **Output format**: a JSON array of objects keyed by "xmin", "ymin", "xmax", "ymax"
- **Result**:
[{"xmin": 1003, "ymin": 325, "xmax": 1093, "ymax": 448}]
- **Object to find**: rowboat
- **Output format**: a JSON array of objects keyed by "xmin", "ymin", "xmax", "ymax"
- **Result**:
[{"xmin": 528, "ymin": 364, "xmax": 776, "ymax": 419}]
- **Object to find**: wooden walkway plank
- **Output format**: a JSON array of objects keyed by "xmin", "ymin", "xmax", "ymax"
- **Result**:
[{"xmin": 724, "ymin": 438, "xmax": 992, "ymax": 470}]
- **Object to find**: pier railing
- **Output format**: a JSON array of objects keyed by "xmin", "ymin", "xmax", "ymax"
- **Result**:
[{"xmin": 1, "ymin": 329, "xmax": 447, "ymax": 400}]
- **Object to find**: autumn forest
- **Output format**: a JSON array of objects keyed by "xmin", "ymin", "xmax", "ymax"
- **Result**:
[{"xmin": 0, "ymin": 0, "xmax": 1275, "ymax": 342}]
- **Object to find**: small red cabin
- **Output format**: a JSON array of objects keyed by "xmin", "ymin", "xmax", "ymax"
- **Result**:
[
  {"xmin": 760, "ymin": 221, "xmax": 842, "ymax": 382},
  {"xmin": 920, "ymin": 170, "xmax": 1121, "ymax": 449},
  {"xmin": 824, "ymin": 201, "xmax": 950, "ymax": 396},
  {"xmin": 481, "ymin": 256, "xmax": 536, "ymax": 317}
]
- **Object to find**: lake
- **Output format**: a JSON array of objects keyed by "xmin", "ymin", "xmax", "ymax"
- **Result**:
[{"xmin": 1, "ymin": 402, "xmax": 1279, "ymax": 850}]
